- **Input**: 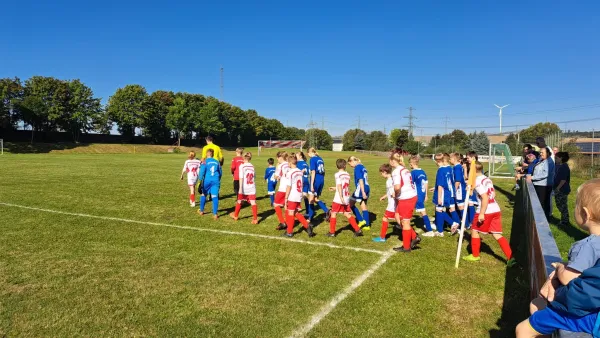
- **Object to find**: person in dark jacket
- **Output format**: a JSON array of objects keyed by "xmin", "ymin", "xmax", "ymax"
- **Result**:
[
  {"xmin": 554, "ymin": 152, "xmax": 572, "ymax": 225},
  {"xmin": 516, "ymin": 179, "xmax": 600, "ymax": 337}
]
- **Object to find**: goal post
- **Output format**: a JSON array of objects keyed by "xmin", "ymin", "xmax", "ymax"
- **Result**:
[
  {"xmin": 257, "ymin": 140, "xmax": 306, "ymax": 156},
  {"xmin": 0, "ymin": 139, "xmax": 3, "ymax": 155},
  {"xmin": 488, "ymin": 143, "xmax": 516, "ymax": 178}
]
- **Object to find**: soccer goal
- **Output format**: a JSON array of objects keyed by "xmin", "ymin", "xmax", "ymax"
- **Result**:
[
  {"xmin": 0, "ymin": 139, "xmax": 3, "ymax": 155},
  {"xmin": 257, "ymin": 140, "xmax": 306, "ymax": 156},
  {"xmin": 488, "ymin": 143, "xmax": 516, "ymax": 178}
]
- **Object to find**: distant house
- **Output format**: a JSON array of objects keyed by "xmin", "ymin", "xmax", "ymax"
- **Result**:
[{"xmin": 332, "ymin": 138, "xmax": 343, "ymax": 152}]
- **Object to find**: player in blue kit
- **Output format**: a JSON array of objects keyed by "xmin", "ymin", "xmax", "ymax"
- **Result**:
[
  {"xmin": 409, "ymin": 156, "xmax": 434, "ymax": 236},
  {"xmin": 348, "ymin": 156, "xmax": 370, "ymax": 230},
  {"xmin": 198, "ymin": 149, "xmax": 222, "ymax": 219},
  {"xmin": 264, "ymin": 158, "xmax": 277, "ymax": 207},
  {"xmin": 307, "ymin": 147, "xmax": 330, "ymax": 221},
  {"xmin": 431, "ymin": 153, "xmax": 460, "ymax": 236},
  {"xmin": 450, "ymin": 152, "xmax": 467, "ymax": 234},
  {"xmin": 296, "ymin": 152, "xmax": 311, "ymax": 215}
]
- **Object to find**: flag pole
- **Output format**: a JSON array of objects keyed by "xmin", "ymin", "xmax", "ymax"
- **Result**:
[{"xmin": 455, "ymin": 161, "xmax": 477, "ymax": 268}]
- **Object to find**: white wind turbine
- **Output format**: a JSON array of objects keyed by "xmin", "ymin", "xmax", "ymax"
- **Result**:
[{"xmin": 494, "ymin": 104, "xmax": 509, "ymax": 133}]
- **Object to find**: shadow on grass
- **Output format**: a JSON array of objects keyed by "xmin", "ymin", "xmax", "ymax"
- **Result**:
[
  {"xmin": 548, "ymin": 215, "xmax": 587, "ymax": 243},
  {"xmin": 489, "ymin": 185, "xmax": 530, "ymax": 338},
  {"xmin": 5, "ymin": 142, "xmax": 90, "ymax": 154}
]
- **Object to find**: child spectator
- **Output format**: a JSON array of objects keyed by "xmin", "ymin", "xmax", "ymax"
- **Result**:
[
  {"xmin": 554, "ymin": 152, "xmax": 571, "ymax": 225},
  {"xmin": 516, "ymin": 179, "xmax": 600, "ymax": 337}
]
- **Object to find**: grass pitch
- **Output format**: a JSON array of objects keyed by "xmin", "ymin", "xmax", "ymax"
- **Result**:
[{"xmin": 0, "ymin": 147, "xmax": 529, "ymax": 337}]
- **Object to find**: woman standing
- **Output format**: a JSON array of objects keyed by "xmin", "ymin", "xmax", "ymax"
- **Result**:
[
  {"xmin": 528, "ymin": 147, "xmax": 554, "ymax": 218},
  {"xmin": 554, "ymin": 152, "xmax": 571, "ymax": 225}
]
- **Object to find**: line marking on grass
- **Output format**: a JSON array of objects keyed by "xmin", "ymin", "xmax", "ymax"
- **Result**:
[
  {"xmin": 288, "ymin": 250, "xmax": 395, "ymax": 338},
  {"xmin": 0, "ymin": 202, "xmax": 385, "ymax": 255}
]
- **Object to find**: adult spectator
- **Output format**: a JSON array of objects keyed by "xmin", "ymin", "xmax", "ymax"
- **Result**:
[
  {"xmin": 201, "ymin": 136, "xmax": 224, "ymax": 166},
  {"xmin": 536, "ymin": 137, "xmax": 555, "ymax": 161},
  {"xmin": 528, "ymin": 147, "xmax": 554, "ymax": 217},
  {"xmin": 554, "ymin": 152, "xmax": 571, "ymax": 225},
  {"xmin": 553, "ymin": 146, "xmax": 559, "ymax": 156}
]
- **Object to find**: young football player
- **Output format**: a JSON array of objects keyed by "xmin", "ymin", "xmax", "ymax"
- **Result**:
[
  {"xmin": 327, "ymin": 159, "xmax": 363, "ymax": 237},
  {"xmin": 180, "ymin": 151, "xmax": 202, "ymax": 207},
  {"xmin": 264, "ymin": 158, "xmax": 277, "ymax": 206},
  {"xmin": 465, "ymin": 151, "xmax": 479, "ymax": 228},
  {"xmin": 282, "ymin": 154, "xmax": 315, "ymax": 238},
  {"xmin": 307, "ymin": 148, "xmax": 330, "ymax": 221},
  {"xmin": 431, "ymin": 153, "xmax": 459, "ymax": 236},
  {"xmin": 348, "ymin": 156, "xmax": 370, "ymax": 230},
  {"xmin": 273, "ymin": 152, "xmax": 290, "ymax": 230},
  {"xmin": 462, "ymin": 162, "xmax": 514, "ymax": 265},
  {"xmin": 450, "ymin": 152, "xmax": 466, "ymax": 234},
  {"xmin": 389, "ymin": 153, "xmax": 420, "ymax": 252},
  {"xmin": 296, "ymin": 152, "xmax": 311, "ymax": 215},
  {"xmin": 230, "ymin": 152, "xmax": 258, "ymax": 224},
  {"xmin": 409, "ymin": 156, "xmax": 434, "ymax": 237},
  {"xmin": 231, "ymin": 147, "xmax": 244, "ymax": 194},
  {"xmin": 372, "ymin": 164, "xmax": 396, "ymax": 243},
  {"xmin": 198, "ymin": 149, "xmax": 222, "ymax": 219}
]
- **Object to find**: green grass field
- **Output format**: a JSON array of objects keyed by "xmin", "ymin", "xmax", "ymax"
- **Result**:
[{"xmin": 1, "ymin": 147, "xmax": 531, "ymax": 337}]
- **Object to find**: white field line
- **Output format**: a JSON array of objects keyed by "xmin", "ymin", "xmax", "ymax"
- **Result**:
[
  {"xmin": 288, "ymin": 250, "xmax": 395, "ymax": 338},
  {"xmin": 0, "ymin": 202, "xmax": 385, "ymax": 255}
]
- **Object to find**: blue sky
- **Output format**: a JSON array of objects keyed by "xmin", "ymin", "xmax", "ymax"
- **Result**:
[{"xmin": 3, "ymin": 0, "xmax": 599, "ymax": 136}]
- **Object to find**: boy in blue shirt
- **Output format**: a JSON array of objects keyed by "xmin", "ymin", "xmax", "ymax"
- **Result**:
[
  {"xmin": 348, "ymin": 156, "xmax": 370, "ymax": 230},
  {"xmin": 431, "ymin": 153, "xmax": 459, "ymax": 236},
  {"xmin": 517, "ymin": 178, "xmax": 600, "ymax": 337},
  {"xmin": 264, "ymin": 158, "xmax": 277, "ymax": 207},
  {"xmin": 409, "ymin": 156, "xmax": 434, "ymax": 236},
  {"xmin": 307, "ymin": 148, "xmax": 330, "ymax": 221},
  {"xmin": 198, "ymin": 149, "xmax": 222, "ymax": 219},
  {"xmin": 450, "ymin": 153, "xmax": 467, "ymax": 235}
]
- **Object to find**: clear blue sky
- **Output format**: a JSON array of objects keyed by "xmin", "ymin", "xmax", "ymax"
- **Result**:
[{"xmin": 3, "ymin": 0, "xmax": 600, "ymax": 136}]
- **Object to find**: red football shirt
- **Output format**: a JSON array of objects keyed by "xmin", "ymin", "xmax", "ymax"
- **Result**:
[{"xmin": 231, "ymin": 156, "xmax": 244, "ymax": 181}]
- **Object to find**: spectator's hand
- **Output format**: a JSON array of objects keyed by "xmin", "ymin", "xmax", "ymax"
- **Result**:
[
  {"xmin": 478, "ymin": 213, "xmax": 485, "ymax": 223},
  {"xmin": 526, "ymin": 176, "xmax": 533, "ymax": 183}
]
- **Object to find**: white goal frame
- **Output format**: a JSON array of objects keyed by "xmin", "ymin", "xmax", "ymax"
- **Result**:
[
  {"xmin": 488, "ymin": 143, "xmax": 516, "ymax": 179},
  {"xmin": 1, "ymin": 139, "xmax": 3, "ymax": 155}
]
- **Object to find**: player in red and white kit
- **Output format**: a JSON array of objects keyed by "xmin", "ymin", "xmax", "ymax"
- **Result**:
[
  {"xmin": 180, "ymin": 151, "xmax": 202, "ymax": 207},
  {"xmin": 372, "ymin": 164, "xmax": 397, "ymax": 243},
  {"xmin": 389, "ymin": 152, "xmax": 420, "ymax": 252},
  {"xmin": 282, "ymin": 154, "xmax": 315, "ymax": 237},
  {"xmin": 462, "ymin": 162, "xmax": 514, "ymax": 265},
  {"xmin": 326, "ymin": 159, "xmax": 363, "ymax": 237},
  {"xmin": 273, "ymin": 152, "xmax": 290, "ymax": 230},
  {"xmin": 230, "ymin": 152, "xmax": 259, "ymax": 224}
]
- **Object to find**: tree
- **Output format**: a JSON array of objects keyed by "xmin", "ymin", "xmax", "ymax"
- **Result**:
[
  {"xmin": 404, "ymin": 140, "xmax": 422, "ymax": 154},
  {"xmin": 468, "ymin": 131, "xmax": 490, "ymax": 155},
  {"xmin": 142, "ymin": 90, "xmax": 174, "ymax": 142},
  {"xmin": 305, "ymin": 128, "xmax": 333, "ymax": 150},
  {"xmin": 196, "ymin": 97, "xmax": 226, "ymax": 138},
  {"xmin": 0, "ymin": 77, "xmax": 23, "ymax": 130},
  {"xmin": 342, "ymin": 129, "xmax": 366, "ymax": 151},
  {"xmin": 19, "ymin": 95, "xmax": 45, "ymax": 143},
  {"xmin": 106, "ymin": 84, "xmax": 148, "ymax": 139},
  {"xmin": 354, "ymin": 132, "xmax": 366, "ymax": 150},
  {"xmin": 23, "ymin": 76, "xmax": 71, "ymax": 132},
  {"xmin": 65, "ymin": 79, "xmax": 102, "ymax": 142},
  {"xmin": 389, "ymin": 129, "xmax": 409, "ymax": 148},
  {"xmin": 366, "ymin": 130, "xmax": 389, "ymax": 151},
  {"xmin": 505, "ymin": 133, "xmax": 519, "ymax": 155},
  {"xmin": 519, "ymin": 122, "xmax": 561, "ymax": 144}
]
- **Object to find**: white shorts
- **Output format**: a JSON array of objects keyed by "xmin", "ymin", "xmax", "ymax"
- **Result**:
[{"xmin": 187, "ymin": 177, "xmax": 198, "ymax": 186}]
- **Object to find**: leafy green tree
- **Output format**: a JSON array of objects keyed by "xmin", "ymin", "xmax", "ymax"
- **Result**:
[
  {"xmin": 366, "ymin": 130, "xmax": 389, "ymax": 151},
  {"xmin": 404, "ymin": 140, "xmax": 422, "ymax": 154},
  {"xmin": 342, "ymin": 129, "xmax": 366, "ymax": 151},
  {"xmin": 354, "ymin": 132, "xmax": 366, "ymax": 150},
  {"xmin": 519, "ymin": 122, "xmax": 561, "ymax": 144},
  {"xmin": 23, "ymin": 76, "xmax": 71, "ymax": 132},
  {"xmin": 106, "ymin": 84, "xmax": 148, "ymax": 139},
  {"xmin": 196, "ymin": 97, "xmax": 226, "ymax": 138},
  {"xmin": 19, "ymin": 95, "xmax": 45, "ymax": 143},
  {"xmin": 65, "ymin": 79, "xmax": 103, "ymax": 142},
  {"xmin": 281, "ymin": 126, "xmax": 305, "ymax": 140},
  {"xmin": 468, "ymin": 131, "xmax": 490, "ymax": 155},
  {"xmin": 392, "ymin": 129, "xmax": 410, "ymax": 148},
  {"xmin": 505, "ymin": 133, "xmax": 519, "ymax": 155},
  {"xmin": 143, "ymin": 90, "xmax": 174, "ymax": 142},
  {"xmin": 0, "ymin": 77, "xmax": 23, "ymax": 130},
  {"xmin": 305, "ymin": 128, "xmax": 333, "ymax": 150}
]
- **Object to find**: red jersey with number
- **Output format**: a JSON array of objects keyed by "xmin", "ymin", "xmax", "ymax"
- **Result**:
[
  {"xmin": 231, "ymin": 156, "xmax": 244, "ymax": 180},
  {"xmin": 238, "ymin": 162, "xmax": 256, "ymax": 195},
  {"xmin": 333, "ymin": 171, "xmax": 351, "ymax": 205},
  {"xmin": 286, "ymin": 168, "xmax": 304, "ymax": 202},
  {"xmin": 475, "ymin": 175, "xmax": 500, "ymax": 214},
  {"xmin": 392, "ymin": 165, "xmax": 417, "ymax": 200}
]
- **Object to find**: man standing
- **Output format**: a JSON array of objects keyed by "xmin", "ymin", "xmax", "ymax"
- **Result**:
[{"xmin": 202, "ymin": 136, "xmax": 224, "ymax": 166}]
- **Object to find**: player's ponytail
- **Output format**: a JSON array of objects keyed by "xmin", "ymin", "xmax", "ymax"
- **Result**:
[
  {"xmin": 389, "ymin": 152, "xmax": 404, "ymax": 165},
  {"xmin": 244, "ymin": 152, "xmax": 252, "ymax": 161},
  {"xmin": 348, "ymin": 155, "xmax": 361, "ymax": 164},
  {"xmin": 288, "ymin": 154, "xmax": 298, "ymax": 166},
  {"xmin": 280, "ymin": 151, "xmax": 289, "ymax": 161},
  {"xmin": 188, "ymin": 151, "xmax": 196, "ymax": 160},
  {"xmin": 297, "ymin": 151, "xmax": 307, "ymax": 161},
  {"xmin": 308, "ymin": 147, "xmax": 319, "ymax": 156}
]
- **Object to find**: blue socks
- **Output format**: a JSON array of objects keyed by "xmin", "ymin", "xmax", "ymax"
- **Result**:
[
  {"xmin": 352, "ymin": 206, "xmax": 364, "ymax": 222},
  {"xmin": 423, "ymin": 215, "xmax": 432, "ymax": 232},
  {"xmin": 435, "ymin": 211, "xmax": 444, "ymax": 232},
  {"xmin": 468, "ymin": 205, "xmax": 476, "ymax": 228},
  {"xmin": 308, "ymin": 203, "xmax": 315, "ymax": 220},
  {"xmin": 362, "ymin": 210, "xmax": 370, "ymax": 225},
  {"xmin": 317, "ymin": 200, "xmax": 329, "ymax": 213},
  {"xmin": 212, "ymin": 196, "xmax": 219, "ymax": 215},
  {"xmin": 450, "ymin": 210, "xmax": 460, "ymax": 224},
  {"xmin": 270, "ymin": 194, "xmax": 274, "ymax": 206},
  {"xmin": 200, "ymin": 195, "xmax": 206, "ymax": 212},
  {"xmin": 303, "ymin": 198, "xmax": 310, "ymax": 214}
]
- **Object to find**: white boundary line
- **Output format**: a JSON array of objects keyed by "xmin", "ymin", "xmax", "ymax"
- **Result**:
[
  {"xmin": 0, "ymin": 202, "xmax": 385, "ymax": 255},
  {"xmin": 288, "ymin": 250, "xmax": 395, "ymax": 338}
]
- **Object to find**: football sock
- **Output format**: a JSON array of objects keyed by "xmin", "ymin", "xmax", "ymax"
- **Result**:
[
  {"xmin": 286, "ymin": 213, "xmax": 295, "ymax": 234},
  {"xmin": 269, "ymin": 195, "xmax": 274, "ymax": 206},
  {"xmin": 468, "ymin": 206, "xmax": 476, "ymax": 227},
  {"xmin": 329, "ymin": 217, "xmax": 337, "ymax": 234},
  {"xmin": 200, "ymin": 195, "xmax": 206, "ymax": 212},
  {"xmin": 212, "ymin": 196, "xmax": 219, "ymax": 215},
  {"xmin": 411, "ymin": 228, "xmax": 417, "ymax": 240},
  {"xmin": 423, "ymin": 215, "xmax": 432, "ymax": 232},
  {"xmin": 317, "ymin": 200, "xmax": 329, "ymax": 213},
  {"xmin": 362, "ymin": 210, "xmax": 370, "ymax": 226},
  {"xmin": 435, "ymin": 211, "xmax": 444, "ymax": 232},
  {"xmin": 380, "ymin": 220, "xmax": 389, "ymax": 239},
  {"xmin": 443, "ymin": 212, "xmax": 455, "ymax": 226},
  {"xmin": 308, "ymin": 203, "xmax": 315, "ymax": 219},
  {"xmin": 303, "ymin": 198, "xmax": 310, "ymax": 214},
  {"xmin": 234, "ymin": 203, "xmax": 242, "ymax": 217},
  {"xmin": 351, "ymin": 206, "xmax": 363, "ymax": 222},
  {"xmin": 190, "ymin": 194, "xmax": 195, "ymax": 203},
  {"xmin": 402, "ymin": 230, "xmax": 411, "ymax": 250},
  {"xmin": 497, "ymin": 237, "xmax": 513, "ymax": 260},
  {"xmin": 274, "ymin": 206, "xmax": 285, "ymax": 223},
  {"xmin": 349, "ymin": 216, "xmax": 360, "ymax": 232},
  {"xmin": 472, "ymin": 237, "xmax": 481, "ymax": 257},
  {"xmin": 251, "ymin": 205, "xmax": 258, "ymax": 220},
  {"xmin": 296, "ymin": 213, "xmax": 309, "ymax": 228},
  {"xmin": 450, "ymin": 210, "xmax": 460, "ymax": 224}
]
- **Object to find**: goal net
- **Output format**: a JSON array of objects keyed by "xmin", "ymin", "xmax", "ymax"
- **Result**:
[
  {"xmin": 488, "ymin": 143, "xmax": 515, "ymax": 178},
  {"xmin": 257, "ymin": 140, "xmax": 306, "ymax": 156}
]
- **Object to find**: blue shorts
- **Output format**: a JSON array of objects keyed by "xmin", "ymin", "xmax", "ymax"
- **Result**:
[
  {"xmin": 267, "ymin": 182, "xmax": 277, "ymax": 195},
  {"xmin": 310, "ymin": 178, "xmax": 325, "ymax": 197},
  {"xmin": 350, "ymin": 186, "xmax": 370, "ymax": 202},
  {"xmin": 202, "ymin": 181, "xmax": 220, "ymax": 197},
  {"xmin": 529, "ymin": 306, "xmax": 599, "ymax": 336},
  {"xmin": 455, "ymin": 186, "xmax": 466, "ymax": 205},
  {"xmin": 415, "ymin": 196, "xmax": 426, "ymax": 212},
  {"xmin": 302, "ymin": 180, "xmax": 310, "ymax": 194}
]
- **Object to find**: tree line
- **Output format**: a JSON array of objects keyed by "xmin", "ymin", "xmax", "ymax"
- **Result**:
[{"xmin": 0, "ymin": 76, "xmax": 334, "ymax": 149}]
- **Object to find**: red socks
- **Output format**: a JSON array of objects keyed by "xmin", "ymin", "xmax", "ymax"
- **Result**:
[
  {"xmin": 472, "ymin": 237, "xmax": 481, "ymax": 257},
  {"xmin": 497, "ymin": 237, "xmax": 513, "ymax": 260},
  {"xmin": 190, "ymin": 194, "xmax": 195, "ymax": 203},
  {"xmin": 234, "ymin": 203, "xmax": 242, "ymax": 217},
  {"xmin": 329, "ymin": 218, "xmax": 337, "ymax": 233},
  {"xmin": 402, "ymin": 230, "xmax": 411, "ymax": 250},
  {"xmin": 349, "ymin": 217, "xmax": 360, "ymax": 232},
  {"xmin": 274, "ymin": 206, "xmax": 285, "ymax": 223},
  {"xmin": 411, "ymin": 228, "xmax": 417, "ymax": 240},
  {"xmin": 251, "ymin": 205, "xmax": 258, "ymax": 220},
  {"xmin": 380, "ymin": 220, "xmax": 389, "ymax": 239},
  {"xmin": 286, "ymin": 214, "xmax": 295, "ymax": 234},
  {"xmin": 296, "ymin": 213, "xmax": 309, "ymax": 228}
]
